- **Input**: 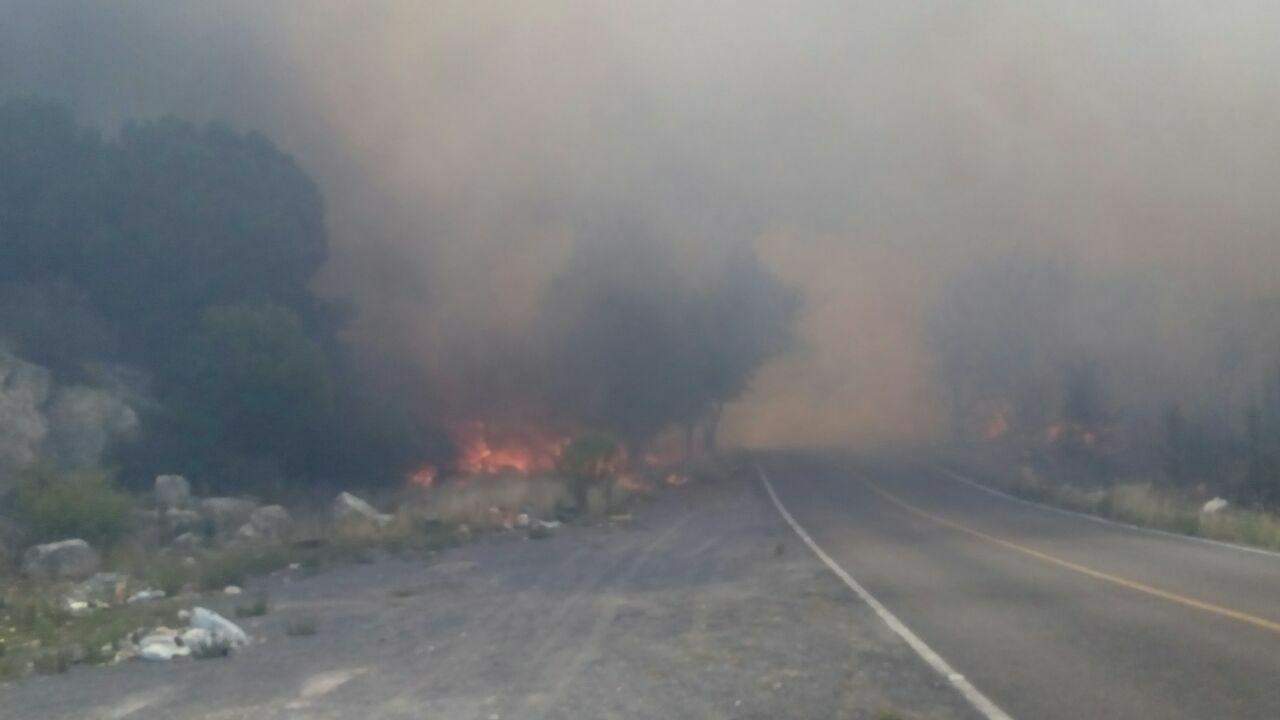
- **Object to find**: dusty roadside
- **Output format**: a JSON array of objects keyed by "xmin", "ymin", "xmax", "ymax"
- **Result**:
[{"xmin": 2, "ymin": 465, "xmax": 978, "ymax": 720}]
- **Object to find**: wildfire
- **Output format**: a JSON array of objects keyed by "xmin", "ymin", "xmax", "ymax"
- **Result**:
[
  {"xmin": 452, "ymin": 421, "xmax": 569, "ymax": 475},
  {"xmin": 408, "ymin": 464, "xmax": 438, "ymax": 489}
]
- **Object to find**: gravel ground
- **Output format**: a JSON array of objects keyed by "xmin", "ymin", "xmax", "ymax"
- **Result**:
[{"xmin": 2, "ymin": 467, "xmax": 978, "ymax": 720}]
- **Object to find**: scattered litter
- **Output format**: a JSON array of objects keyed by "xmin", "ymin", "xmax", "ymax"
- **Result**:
[
  {"xmin": 127, "ymin": 589, "xmax": 166, "ymax": 604},
  {"xmin": 224, "ymin": 585, "xmax": 242, "ymax": 596},
  {"xmin": 139, "ymin": 636, "xmax": 189, "ymax": 661},
  {"xmin": 64, "ymin": 599, "xmax": 92, "ymax": 616}
]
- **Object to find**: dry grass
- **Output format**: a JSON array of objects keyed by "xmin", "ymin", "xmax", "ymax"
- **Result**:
[
  {"xmin": 415, "ymin": 475, "xmax": 573, "ymax": 527},
  {"xmin": 996, "ymin": 465, "xmax": 1280, "ymax": 552}
]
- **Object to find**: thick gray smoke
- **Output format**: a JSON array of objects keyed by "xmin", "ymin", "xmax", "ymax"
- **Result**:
[{"xmin": 4, "ymin": 1, "xmax": 1280, "ymax": 449}]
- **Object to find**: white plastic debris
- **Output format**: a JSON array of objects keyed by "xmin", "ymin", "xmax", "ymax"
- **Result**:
[
  {"xmin": 223, "ymin": 585, "xmax": 243, "ymax": 596},
  {"xmin": 127, "ymin": 589, "xmax": 166, "ymax": 604},
  {"xmin": 139, "ymin": 636, "xmax": 189, "ymax": 661},
  {"xmin": 64, "ymin": 599, "xmax": 92, "ymax": 616}
]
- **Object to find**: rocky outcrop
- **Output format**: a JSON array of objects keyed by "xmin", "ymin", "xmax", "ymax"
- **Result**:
[
  {"xmin": 22, "ymin": 538, "xmax": 100, "ymax": 581},
  {"xmin": 235, "ymin": 504, "xmax": 293, "ymax": 543},
  {"xmin": 198, "ymin": 497, "xmax": 258, "ymax": 536}
]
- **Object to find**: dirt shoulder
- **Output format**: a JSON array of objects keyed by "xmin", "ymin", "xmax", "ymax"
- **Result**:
[{"xmin": 3, "ymin": 466, "xmax": 978, "ymax": 720}]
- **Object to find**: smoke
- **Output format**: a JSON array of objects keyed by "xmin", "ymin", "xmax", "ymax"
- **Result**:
[{"xmin": 4, "ymin": 1, "xmax": 1280, "ymax": 448}]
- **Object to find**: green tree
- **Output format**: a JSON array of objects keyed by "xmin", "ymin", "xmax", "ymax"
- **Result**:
[
  {"xmin": 165, "ymin": 304, "xmax": 335, "ymax": 491},
  {"xmin": 544, "ymin": 234, "xmax": 797, "ymax": 451}
]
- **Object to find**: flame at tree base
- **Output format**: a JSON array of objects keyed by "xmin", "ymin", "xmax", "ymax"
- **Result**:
[{"xmin": 451, "ymin": 421, "xmax": 570, "ymax": 475}]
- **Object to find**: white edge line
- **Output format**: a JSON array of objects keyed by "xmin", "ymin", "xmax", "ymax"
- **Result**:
[
  {"xmin": 932, "ymin": 464, "xmax": 1280, "ymax": 561},
  {"xmin": 756, "ymin": 465, "xmax": 1014, "ymax": 720}
]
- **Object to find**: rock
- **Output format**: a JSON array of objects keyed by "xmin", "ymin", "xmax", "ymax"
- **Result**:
[
  {"xmin": 22, "ymin": 539, "xmax": 99, "ymax": 581},
  {"xmin": 75, "ymin": 572, "xmax": 128, "ymax": 604},
  {"xmin": 234, "ymin": 504, "xmax": 294, "ymax": 545},
  {"xmin": 224, "ymin": 585, "xmax": 242, "ymax": 596},
  {"xmin": 332, "ymin": 492, "xmax": 393, "ymax": 528},
  {"xmin": 164, "ymin": 508, "xmax": 202, "ymax": 536},
  {"xmin": 171, "ymin": 532, "xmax": 204, "ymax": 552},
  {"xmin": 190, "ymin": 607, "xmax": 249, "ymax": 647},
  {"xmin": 154, "ymin": 475, "xmax": 190, "ymax": 509},
  {"xmin": 1202, "ymin": 497, "xmax": 1229, "ymax": 514},
  {"xmin": 232, "ymin": 523, "xmax": 261, "ymax": 544},
  {"xmin": 199, "ymin": 497, "xmax": 258, "ymax": 535}
]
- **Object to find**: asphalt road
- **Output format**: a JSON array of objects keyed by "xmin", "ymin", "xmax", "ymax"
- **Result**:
[
  {"xmin": 759, "ymin": 452, "xmax": 1280, "ymax": 720},
  {"xmin": 2, "ymin": 467, "xmax": 977, "ymax": 720}
]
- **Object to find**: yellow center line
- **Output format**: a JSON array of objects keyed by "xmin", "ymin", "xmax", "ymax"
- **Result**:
[{"xmin": 861, "ymin": 477, "xmax": 1280, "ymax": 636}]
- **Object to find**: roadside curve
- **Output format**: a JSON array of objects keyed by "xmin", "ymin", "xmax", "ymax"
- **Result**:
[
  {"xmin": 757, "ymin": 465, "xmax": 1015, "ymax": 720},
  {"xmin": 930, "ymin": 463, "xmax": 1280, "ymax": 561},
  {"xmin": 860, "ymin": 474, "xmax": 1280, "ymax": 637}
]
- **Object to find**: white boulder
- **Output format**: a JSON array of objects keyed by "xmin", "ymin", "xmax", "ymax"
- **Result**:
[
  {"xmin": 154, "ymin": 474, "xmax": 190, "ymax": 509},
  {"xmin": 22, "ymin": 539, "xmax": 100, "ymax": 581},
  {"xmin": 332, "ymin": 492, "xmax": 393, "ymax": 528},
  {"xmin": 1202, "ymin": 497, "xmax": 1229, "ymax": 514},
  {"xmin": 191, "ymin": 606, "xmax": 249, "ymax": 648},
  {"xmin": 236, "ymin": 504, "xmax": 293, "ymax": 543}
]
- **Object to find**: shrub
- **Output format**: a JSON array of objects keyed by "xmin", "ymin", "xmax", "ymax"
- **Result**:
[
  {"xmin": 191, "ymin": 635, "xmax": 233, "ymax": 659},
  {"xmin": 234, "ymin": 594, "xmax": 270, "ymax": 618},
  {"xmin": 14, "ymin": 466, "xmax": 134, "ymax": 547},
  {"xmin": 558, "ymin": 434, "xmax": 623, "ymax": 513},
  {"xmin": 32, "ymin": 648, "xmax": 70, "ymax": 675}
]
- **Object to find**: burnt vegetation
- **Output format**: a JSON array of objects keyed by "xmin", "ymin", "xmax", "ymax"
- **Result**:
[
  {"xmin": 0, "ymin": 97, "xmax": 797, "ymax": 508},
  {"xmin": 932, "ymin": 254, "xmax": 1280, "ymax": 508}
]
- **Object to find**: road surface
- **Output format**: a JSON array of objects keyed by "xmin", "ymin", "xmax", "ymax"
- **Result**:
[
  {"xmin": 2, "ymin": 466, "xmax": 977, "ymax": 720},
  {"xmin": 759, "ymin": 452, "xmax": 1280, "ymax": 720}
]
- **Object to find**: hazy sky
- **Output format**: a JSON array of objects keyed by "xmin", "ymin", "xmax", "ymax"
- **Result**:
[{"xmin": 4, "ymin": 1, "xmax": 1279, "ymax": 446}]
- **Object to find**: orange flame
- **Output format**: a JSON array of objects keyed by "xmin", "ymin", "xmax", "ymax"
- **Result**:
[
  {"xmin": 408, "ymin": 465, "xmax": 438, "ymax": 489},
  {"xmin": 452, "ymin": 421, "xmax": 569, "ymax": 475}
]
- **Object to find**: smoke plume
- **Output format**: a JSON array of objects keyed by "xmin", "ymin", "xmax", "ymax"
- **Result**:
[{"xmin": 4, "ymin": 1, "xmax": 1280, "ymax": 449}]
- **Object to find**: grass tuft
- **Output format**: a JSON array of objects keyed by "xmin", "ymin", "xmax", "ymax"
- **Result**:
[{"xmin": 234, "ymin": 594, "xmax": 270, "ymax": 618}]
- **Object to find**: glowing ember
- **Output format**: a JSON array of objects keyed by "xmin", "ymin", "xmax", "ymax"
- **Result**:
[
  {"xmin": 408, "ymin": 465, "xmax": 438, "ymax": 489},
  {"xmin": 453, "ymin": 422, "xmax": 569, "ymax": 475}
]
